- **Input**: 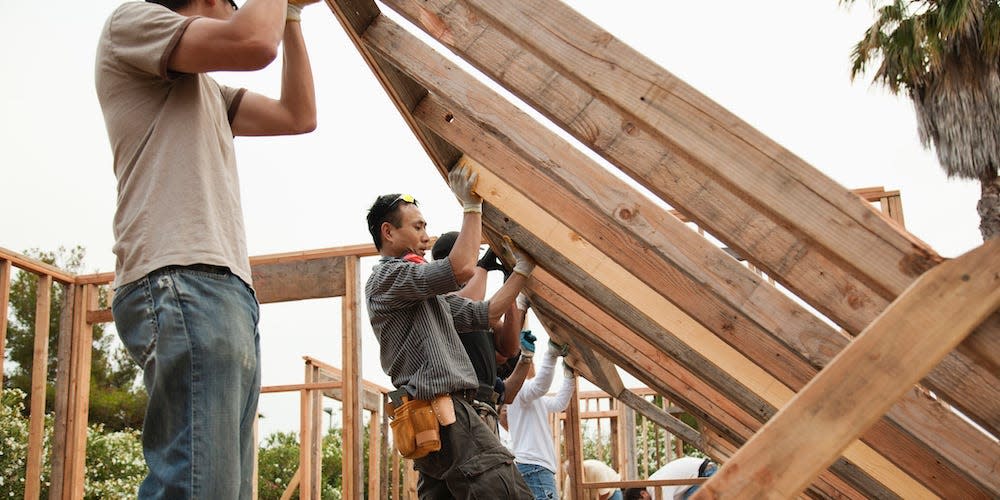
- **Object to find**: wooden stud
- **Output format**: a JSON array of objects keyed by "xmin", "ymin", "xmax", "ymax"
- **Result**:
[
  {"xmin": 368, "ymin": 408, "xmax": 382, "ymax": 500},
  {"xmin": 0, "ymin": 259, "xmax": 10, "ymax": 384},
  {"xmin": 25, "ymin": 274, "xmax": 52, "ymax": 500},
  {"xmin": 49, "ymin": 283, "xmax": 75, "ymax": 500},
  {"xmin": 300, "ymin": 367, "xmax": 313, "ymax": 500},
  {"xmin": 69, "ymin": 285, "xmax": 96, "ymax": 500},
  {"xmin": 697, "ymin": 238, "xmax": 1000, "ymax": 499},
  {"xmin": 342, "ymin": 256, "xmax": 363, "ymax": 500},
  {"xmin": 310, "ymin": 363, "xmax": 323, "ymax": 500},
  {"xmin": 563, "ymin": 378, "xmax": 584, "ymax": 500}
]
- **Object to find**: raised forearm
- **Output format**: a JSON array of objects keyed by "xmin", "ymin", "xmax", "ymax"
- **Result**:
[
  {"xmin": 502, "ymin": 358, "xmax": 532, "ymax": 404},
  {"xmin": 449, "ymin": 211, "xmax": 482, "ymax": 285},
  {"xmin": 279, "ymin": 21, "xmax": 316, "ymax": 132},
  {"xmin": 494, "ymin": 302, "xmax": 524, "ymax": 359},
  {"xmin": 487, "ymin": 272, "xmax": 526, "ymax": 324}
]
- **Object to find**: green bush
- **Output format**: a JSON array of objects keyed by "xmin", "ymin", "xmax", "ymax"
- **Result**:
[{"xmin": 83, "ymin": 425, "xmax": 144, "ymax": 499}]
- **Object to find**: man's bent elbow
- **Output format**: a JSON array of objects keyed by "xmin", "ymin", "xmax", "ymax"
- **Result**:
[
  {"xmin": 294, "ymin": 116, "xmax": 317, "ymax": 134},
  {"xmin": 240, "ymin": 40, "xmax": 279, "ymax": 70}
]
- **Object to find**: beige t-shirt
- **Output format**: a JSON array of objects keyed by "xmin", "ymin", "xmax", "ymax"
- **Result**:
[{"xmin": 96, "ymin": 2, "xmax": 252, "ymax": 288}]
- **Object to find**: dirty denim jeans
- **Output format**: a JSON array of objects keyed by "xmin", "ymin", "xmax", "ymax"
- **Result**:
[
  {"xmin": 516, "ymin": 463, "xmax": 557, "ymax": 500},
  {"xmin": 414, "ymin": 396, "xmax": 533, "ymax": 499},
  {"xmin": 113, "ymin": 265, "xmax": 260, "ymax": 499}
]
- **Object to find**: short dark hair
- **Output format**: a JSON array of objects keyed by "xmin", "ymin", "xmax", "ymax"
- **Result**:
[
  {"xmin": 366, "ymin": 194, "xmax": 417, "ymax": 250},
  {"xmin": 431, "ymin": 231, "xmax": 460, "ymax": 261},
  {"xmin": 623, "ymin": 488, "xmax": 648, "ymax": 500},
  {"xmin": 146, "ymin": 0, "xmax": 195, "ymax": 11}
]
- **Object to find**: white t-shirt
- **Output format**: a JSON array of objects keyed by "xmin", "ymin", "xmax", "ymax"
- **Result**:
[
  {"xmin": 96, "ymin": 2, "xmax": 251, "ymax": 288},
  {"xmin": 507, "ymin": 351, "xmax": 575, "ymax": 472},
  {"xmin": 648, "ymin": 456, "xmax": 706, "ymax": 499}
]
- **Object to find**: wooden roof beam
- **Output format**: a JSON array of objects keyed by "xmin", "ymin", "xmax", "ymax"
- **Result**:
[
  {"xmin": 698, "ymin": 238, "xmax": 1000, "ymax": 498},
  {"xmin": 373, "ymin": 0, "xmax": 999, "ymax": 435},
  {"xmin": 527, "ymin": 271, "xmax": 870, "ymax": 499},
  {"xmin": 355, "ymin": 17, "xmax": 995, "ymax": 495}
]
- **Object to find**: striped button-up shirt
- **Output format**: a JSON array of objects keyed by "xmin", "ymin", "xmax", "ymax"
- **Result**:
[{"xmin": 366, "ymin": 256, "xmax": 486, "ymax": 400}]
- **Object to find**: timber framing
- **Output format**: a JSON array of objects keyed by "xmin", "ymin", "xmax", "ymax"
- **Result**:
[
  {"xmin": 6, "ymin": 0, "xmax": 999, "ymax": 497},
  {"xmin": 317, "ymin": 0, "xmax": 999, "ymax": 497}
]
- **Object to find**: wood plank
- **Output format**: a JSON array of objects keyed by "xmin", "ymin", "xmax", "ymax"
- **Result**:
[
  {"xmin": 563, "ymin": 377, "xmax": 585, "ymax": 500},
  {"xmin": 356, "ymin": 23, "xmax": 996, "ymax": 492},
  {"xmin": 69, "ymin": 285, "xmax": 96, "ymax": 500},
  {"xmin": 527, "ymin": 271, "xmax": 883, "ymax": 499},
  {"xmin": 323, "ymin": 0, "xmax": 460, "ymax": 177},
  {"xmin": 251, "ymin": 255, "xmax": 346, "ymax": 303},
  {"xmin": 696, "ymin": 238, "xmax": 1000, "ymax": 499},
  {"xmin": 0, "ymin": 247, "xmax": 76, "ymax": 284},
  {"xmin": 260, "ymin": 381, "xmax": 343, "ymax": 394},
  {"xmin": 342, "ymin": 256, "xmax": 364, "ymax": 500},
  {"xmin": 49, "ymin": 284, "xmax": 74, "ymax": 500},
  {"xmin": 0, "ymin": 259, "xmax": 10, "ymax": 385},
  {"xmin": 368, "ymin": 406, "xmax": 382, "ymax": 500},
  {"xmin": 299, "ymin": 370, "xmax": 313, "ymax": 500},
  {"xmin": 375, "ymin": 0, "xmax": 999, "ymax": 435},
  {"xmin": 25, "ymin": 274, "xmax": 52, "ymax": 500},
  {"xmin": 310, "ymin": 364, "xmax": 323, "ymax": 500}
]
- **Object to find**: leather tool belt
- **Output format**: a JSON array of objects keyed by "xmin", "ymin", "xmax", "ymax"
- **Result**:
[{"xmin": 386, "ymin": 388, "xmax": 465, "ymax": 459}]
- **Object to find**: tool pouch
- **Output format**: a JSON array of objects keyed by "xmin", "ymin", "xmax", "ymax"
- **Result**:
[
  {"xmin": 390, "ymin": 398, "xmax": 441, "ymax": 459},
  {"xmin": 431, "ymin": 394, "xmax": 456, "ymax": 426}
]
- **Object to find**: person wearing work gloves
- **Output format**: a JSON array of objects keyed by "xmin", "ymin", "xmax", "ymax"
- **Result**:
[
  {"xmin": 506, "ymin": 337, "xmax": 575, "ymax": 500},
  {"xmin": 430, "ymin": 233, "xmax": 526, "ymax": 435},
  {"xmin": 96, "ymin": 0, "xmax": 319, "ymax": 497},
  {"xmin": 364, "ymin": 158, "xmax": 534, "ymax": 498}
]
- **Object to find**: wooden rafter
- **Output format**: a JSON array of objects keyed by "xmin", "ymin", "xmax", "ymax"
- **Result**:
[
  {"xmin": 372, "ymin": 0, "xmax": 999, "ymax": 439},
  {"xmin": 697, "ymin": 238, "xmax": 1000, "ymax": 498}
]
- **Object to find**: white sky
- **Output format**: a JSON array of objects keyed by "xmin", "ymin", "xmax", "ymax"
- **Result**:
[{"xmin": 0, "ymin": 1, "xmax": 982, "ymax": 437}]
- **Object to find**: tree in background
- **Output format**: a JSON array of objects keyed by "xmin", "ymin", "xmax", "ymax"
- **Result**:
[
  {"xmin": 843, "ymin": 0, "xmax": 1000, "ymax": 240},
  {"xmin": 4, "ymin": 246, "xmax": 146, "ymax": 431},
  {"xmin": 1, "ymin": 387, "xmax": 145, "ymax": 499},
  {"xmin": 256, "ymin": 425, "xmax": 373, "ymax": 500}
]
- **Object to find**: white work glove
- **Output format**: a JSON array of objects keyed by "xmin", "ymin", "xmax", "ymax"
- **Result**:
[
  {"xmin": 503, "ymin": 237, "xmax": 535, "ymax": 277},
  {"xmin": 448, "ymin": 159, "xmax": 483, "ymax": 213},
  {"xmin": 563, "ymin": 361, "xmax": 575, "ymax": 379},
  {"xmin": 287, "ymin": 0, "xmax": 321, "ymax": 22},
  {"xmin": 516, "ymin": 292, "xmax": 530, "ymax": 311}
]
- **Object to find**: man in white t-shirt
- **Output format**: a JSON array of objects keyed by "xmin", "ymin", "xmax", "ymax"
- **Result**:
[
  {"xmin": 623, "ymin": 456, "xmax": 718, "ymax": 500},
  {"xmin": 96, "ymin": 0, "xmax": 319, "ymax": 497},
  {"xmin": 506, "ymin": 340, "xmax": 575, "ymax": 499}
]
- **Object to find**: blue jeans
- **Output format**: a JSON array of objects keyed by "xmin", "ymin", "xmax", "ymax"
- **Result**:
[
  {"xmin": 113, "ymin": 265, "xmax": 260, "ymax": 499},
  {"xmin": 516, "ymin": 463, "xmax": 557, "ymax": 500}
]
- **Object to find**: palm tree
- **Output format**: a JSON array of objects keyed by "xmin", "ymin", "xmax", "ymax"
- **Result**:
[{"xmin": 843, "ymin": 0, "xmax": 1000, "ymax": 240}]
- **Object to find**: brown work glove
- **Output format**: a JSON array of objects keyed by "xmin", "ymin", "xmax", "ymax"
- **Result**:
[{"xmin": 449, "ymin": 158, "xmax": 483, "ymax": 213}]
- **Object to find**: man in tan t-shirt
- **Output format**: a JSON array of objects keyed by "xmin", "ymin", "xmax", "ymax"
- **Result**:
[{"xmin": 96, "ymin": 0, "xmax": 319, "ymax": 497}]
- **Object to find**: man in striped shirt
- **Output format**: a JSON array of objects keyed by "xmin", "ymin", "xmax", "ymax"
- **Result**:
[{"xmin": 365, "ymin": 161, "xmax": 534, "ymax": 499}]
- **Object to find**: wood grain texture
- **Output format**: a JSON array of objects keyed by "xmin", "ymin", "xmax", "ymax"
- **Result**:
[
  {"xmin": 353, "ymin": 17, "xmax": 996, "ymax": 493},
  {"xmin": 375, "ymin": 0, "xmax": 999, "ymax": 437},
  {"xmin": 696, "ymin": 239, "xmax": 1000, "ymax": 499}
]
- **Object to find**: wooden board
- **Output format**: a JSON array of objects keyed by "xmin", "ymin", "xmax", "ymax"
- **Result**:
[
  {"xmin": 526, "ymin": 270, "xmax": 885, "ymax": 498},
  {"xmin": 697, "ymin": 238, "xmax": 1000, "ymax": 499},
  {"xmin": 374, "ymin": 0, "xmax": 999, "ymax": 438},
  {"xmin": 353, "ymin": 16, "xmax": 996, "ymax": 494},
  {"xmin": 251, "ymin": 256, "xmax": 346, "ymax": 304}
]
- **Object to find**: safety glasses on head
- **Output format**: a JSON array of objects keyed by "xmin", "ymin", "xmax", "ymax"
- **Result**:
[{"xmin": 389, "ymin": 194, "xmax": 418, "ymax": 209}]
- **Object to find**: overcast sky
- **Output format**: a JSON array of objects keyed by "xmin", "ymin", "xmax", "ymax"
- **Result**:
[{"xmin": 1, "ymin": 1, "xmax": 981, "ymax": 437}]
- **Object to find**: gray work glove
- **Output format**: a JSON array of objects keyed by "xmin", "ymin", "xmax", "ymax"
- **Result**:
[{"xmin": 449, "ymin": 157, "xmax": 482, "ymax": 213}]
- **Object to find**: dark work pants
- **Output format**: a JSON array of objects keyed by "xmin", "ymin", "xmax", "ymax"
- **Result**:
[{"xmin": 415, "ymin": 396, "xmax": 532, "ymax": 499}]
